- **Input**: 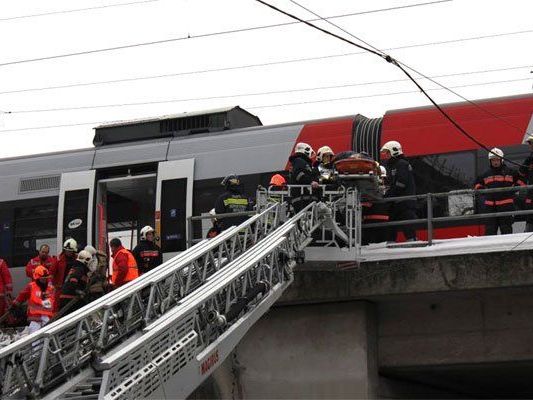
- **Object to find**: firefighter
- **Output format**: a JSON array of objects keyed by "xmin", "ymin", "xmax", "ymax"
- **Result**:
[
  {"xmin": 475, "ymin": 148, "xmax": 524, "ymax": 235},
  {"xmin": 314, "ymin": 146, "xmax": 335, "ymax": 183},
  {"xmin": 59, "ymin": 250, "xmax": 92, "ymax": 313},
  {"xmin": 519, "ymin": 135, "xmax": 533, "ymax": 232},
  {"xmin": 84, "ymin": 245, "xmax": 110, "ymax": 301},
  {"xmin": 269, "ymin": 174, "xmax": 288, "ymax": 202},
  {"xmin": 132, "ymin": 226, "xmax": 163, "ymax": 275},
  {"xmin": 0, "ymin": 258, "xmax": 13, "ymax": 316},
  {"xmin": 289, "ymin": 142, "xmax": 320, "ymax": 213},
  {"xmin": 54, "ymin": 238, "xmax": 78, "ymax": 290},
  {"xmin": 214, "ymin": 174, "xmax": 252, "ymax": 231},
  {"xmin": 110, "ymin": 238, "xmax": 138, "ymax": 288},
  {"xmin": 361, "ymin": 166, "xmax": 390, "ymax": 244},
  {"xmin": 25, "ymin": 244, "xmax": 57, "ymax": 280},
  {"xmin": 380, "ymin": 140, "xmax": 417, "ymax": 242},
  {"xmin": 12, "ymin": 265, "xmax": 55, "ymax": 334}
]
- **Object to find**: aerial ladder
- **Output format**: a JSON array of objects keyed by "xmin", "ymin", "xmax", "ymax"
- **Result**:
[{"xmin": 0, "ymin": 184, "xmax": 365, "ymax": 399}]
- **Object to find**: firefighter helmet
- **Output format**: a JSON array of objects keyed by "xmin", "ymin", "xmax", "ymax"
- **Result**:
[
  {"xmin": 76, "ymin": 250, "xmax": 93, "ymax": 266},
  {"xmin": 294, "ymin": 142, "xmax": 315, "ymax": 158},
  {"xmin": 33, "ymin": 265, "xmax": 50, "ymax": 280},
  {"xmin": 316, "ymin": 146, "xmax": 334, "ymax": 162},
  {"xmin": 140, "ymin": 225, "xmax": 155, "ymax": 240},
  {"xmin": 269, "ymin": 174, "xmax": 286, "ymax": 187},
  {"xmin": 63, "ymin": 238, "xmax": 78, "ymax": 252},
  {"xmin": 84, "ymin": 245, "xmax": 97, "ymax": 256},
  {"xmin": 380, "ymin": 141, "xmax": 403, "ymax": 157},
  {"xmin": 488, "ymin": 147, "xmax": 504, "ymax": 160},
  {"xmin": 221, "ymin": 174, "xmax": 240, "ymax": 187}
]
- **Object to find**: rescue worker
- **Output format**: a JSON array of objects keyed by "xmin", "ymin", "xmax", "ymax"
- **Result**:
[
  {"xmin": 380, "ymin": 140, "xmax": 417, "ymax": 242},
  {"xmin": 289, "ymin": 142, "xmax": 320, "ymax": 213},
  {"xmin": 132, "ymin": 226, "xmax": 163, "ymax": 275},
  {"xmin": 12, "ymin": 265, "xmax": 55, "ymax": 334},
  {"xmin": 214, "ymin": 174, "xmax": 251, "ymax": 231},
  {"xmin": 25, "ymin": 244, "xmax": 56, "ymax": 280},
  {"xmin": 110, "ymin": 238, "xmax": 138, "ymax": 288},
  {"xmin": 519, "ymin": 135, "xmax": 533, "ymax": 231},
  {"xmin": 474, "ymin": 147, "xmax": 523, "ymax": 235},
  {"xmin": 206, "ymin": 209, "xmax": 222, "ymax": 239},
  {"xmin": 361, "ymin": 166, "xmax": 390, "ymax": 244},
  {"xmin": 84, "ymin": 245, "xmax": 110, "ymax": 301},
  {"xmin": 0, "ymin": 258, "xmax": 13, "ymax": 316},
  {"xmin": 54, "ymin": 238, "xmax": 78, "ymax": 289},
  {"xmin": 269, "ymin": 174, "xmax": 288, "ymax": 202},
  {"xmin": 59, "ymin": 250, "xmax": 91, "ymax": 313},
  {"xmin": 313, "ymin": 146, "xmax": 335, "ymax": 183}
]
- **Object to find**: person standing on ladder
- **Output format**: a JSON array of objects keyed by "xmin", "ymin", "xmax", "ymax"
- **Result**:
[
  {"xmin": 110, "ymin": 238, "xmax": 138, "ymax": 288},
  {"xmin": 289, "ymin": 142, "xmax": 320, "ymax": 213},
  {"xmin": 132, "ymin": 226, "xmax": 162, "ymax": 275},
  {"xmin": 214, "ymin": 174, "xmax": 251, "ymax": 231}
]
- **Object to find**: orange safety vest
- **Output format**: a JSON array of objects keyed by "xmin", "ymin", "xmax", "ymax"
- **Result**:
[
  {"xmin": 28, "ymin": 282, "xmax": 55, "ymax": 320},
  {"xmin": 111, "ymin": 248, "xmax": 139, "ymax": 285}
]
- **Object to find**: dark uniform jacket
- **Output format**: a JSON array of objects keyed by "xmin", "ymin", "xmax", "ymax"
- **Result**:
[
  {"xmin": 289, "ymin": 154, "xmax": 320, "ymax": 211},
  {"xmin": 214, "ymin": 187, "xmax": 251, "ymax": 230},
  {"xmin": 60, "ymin": 260, "xmax": 89, "ymax": 300},
  {"xmin": 361, "ymin": 196, "xmax": 390, "ymax": 223},
  {"xmin": 385, "ymin": 155, "xmax": 416, "ymax": 209},
  {"xmin": 518, "ymin": 154, "xmax": 533, "ymax": 207},
  {"xmin": 474, "ymin": 164, "xmax": 524, "ymax": 208},
  {"xmin": 132, "ymin": 240, "xmax": 163, "ymax": 274}
]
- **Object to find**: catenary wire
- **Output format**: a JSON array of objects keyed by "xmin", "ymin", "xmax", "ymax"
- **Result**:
[
  {"xmin": 0, "ymin": 76, "xmax": 530, "ymax": 133},
  {"xmin": 287, "ymin": 0, "xmax": 528, "ymax": 135},
  {"xmin": 0, "ymin": 29, "xmax": 530, "ymax": 96},
  {"xmin": 3, "ymin": 67, "xmax": 531, "ymax": 114},
  {"xmin": 256, "ymin": 0, "xmax": 529, "ymax": 167},
  {"xmin": 0, "ymin": 0, "xmax": 162, "ymax": 22},
  {"xmin": 0, "ymin": 1, "xmax": 451, "ymax": 69}
]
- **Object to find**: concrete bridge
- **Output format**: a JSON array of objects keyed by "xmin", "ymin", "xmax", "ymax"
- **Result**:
[{"xmin": 193, "ymin": 245, "xmax": 533, "ymax": 399}]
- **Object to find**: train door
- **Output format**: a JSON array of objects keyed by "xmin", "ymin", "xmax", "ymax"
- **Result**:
[
  {"xmin": 57, "ymin": 170, "xmax": 96, "ymax": 253},
  {"xmin": 155, "ymin": 159, "xmax": 195, "ymax": 261}
]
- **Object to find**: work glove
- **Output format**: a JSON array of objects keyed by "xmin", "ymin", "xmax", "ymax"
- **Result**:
[{"xmin": 42, "ymin": 299, "xmax": 52, "ymax": 309}]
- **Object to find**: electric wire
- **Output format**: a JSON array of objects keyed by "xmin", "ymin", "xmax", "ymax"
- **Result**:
[
  {"xmin": 0, "ymin": 76, "xmax": 529, "ymax": 133},
  {"xmin": 0, "ymin": 1, "xmax": 451, "ymax": 69},
  {"xmin": 0, "ymin": 0, "xmax": 161, "ymax": 22},
  {"xmin": 0, "ymin": 29, "xmax": 529, "ymax": 96},
  {"xmin": 3, "ymin": 70, "xmax": 531, "ymax": 114},
  {"xmin": 256, "ymin": 0, "xmax": 530, "ymax": 167},
  {"xmin": 287, "ymin": 0, "xmax": 529, "ymax": 135}
]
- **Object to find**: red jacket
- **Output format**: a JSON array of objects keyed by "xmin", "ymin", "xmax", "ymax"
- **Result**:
[
  {"xmin": 111, "ymin": 246, "xmax": 138, "ymax": 287},
  {"xmin": 25, "ymin": 255, "xmax": 57, "ymax": 279},
  {"xmin": 53, "ymin": 252, "xmax": 77, "ymax": 289},
  {"xmin": 14, "ymin": 281, "xmax": 56, "ymax": 321},
  {"xmin": 0, "ymin": 259, "xmax": 13, "ymax": 298}
]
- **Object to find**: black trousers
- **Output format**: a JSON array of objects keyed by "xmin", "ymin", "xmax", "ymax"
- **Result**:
[
  {"xmin": 362, "ymin": 225, "xmax": 388, "ymax": 245},
  {"xmin": 484, "ymin": 203, "xmax": 514, "ymax": 235},
  {"xmin": 388, "ymin": 206, "xmax": 417, "ymax": 242}
]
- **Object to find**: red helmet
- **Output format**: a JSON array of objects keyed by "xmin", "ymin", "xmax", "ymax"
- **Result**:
[
  {"xmin": 33, "ymin": 265, "xmax": 50, "ymax": 280},
  {"xmin": 270, "ymin": 174, "xmax": 286, "ymax": 187}
]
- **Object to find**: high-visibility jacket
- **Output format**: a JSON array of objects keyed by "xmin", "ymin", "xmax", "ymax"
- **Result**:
[
  {"xmin": 111, "ymin": 247, "xmax": 138, "ymax": 287},
  {"xmin": 26, "ymin": 255, "xmax": 57, "ymax": 280},
  {"xmin": 15, "ymin": 281, "xmax": 56, "ymax": 321},
  {"xmin": 474, "ymin": 164, "xmax": 524, "ymax": 209}
]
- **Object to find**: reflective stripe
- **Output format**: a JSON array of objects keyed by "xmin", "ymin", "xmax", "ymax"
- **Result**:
[
  {"xmin": 474, "ymin": 184, "xmax": 483, "ymax": 190},
  {"xmin": 483, "ymin": 175, "xmax": 514, "ymax": 184},
  {"xmin": 223, "ymin": 198, "xmax": 249, "ymax": 206},
  {"xmin": 361, "ymin": 202, "xmax": 372, "ymax": 208},
  {"xmin": 363, "ymin": 215, "xmax": 389, "ymax": 221},
  {"xmin": 484, "ymin": 198, "xmax": 514, "ymax": 206},
  {"xmin": 395, "ymin": 181, "xmax": 406, "ymax": 188}
]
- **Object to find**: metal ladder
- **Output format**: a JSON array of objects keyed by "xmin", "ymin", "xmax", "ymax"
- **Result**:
[
  {"xmin": 0, "ymin": 203, "xmax": 282, "ymax": 399},
  {"xmin": 95, "ymin": 201, "xmax": 324, "ymax": 399}
]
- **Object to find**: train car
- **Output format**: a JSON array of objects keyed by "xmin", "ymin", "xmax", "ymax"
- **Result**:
[{"xmin": 0, "ymin": 95, "xmax": 532, "ymax": 292}]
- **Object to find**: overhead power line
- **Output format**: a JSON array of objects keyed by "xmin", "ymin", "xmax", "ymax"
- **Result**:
[
  {"xmin": 0, "ymin": 77, "xmax": 530, "ymax": 134},
  {"xmin": 0, "ymin": 0, "xmax": 456, "ymax": 68},
  {"xmin": 0, "ymin": 28, "xmax": 530, "ymax": 96},
  {"xmin": 254, "ymin": 0, "xmax": 528, "ymax": 167},
  {"xmin": 3, "ymin": 65, "xmax": 531, "ymax": 114},
  {"xmin": 0, "ymin": 0, "xmax": 161, "ymax": 22}
]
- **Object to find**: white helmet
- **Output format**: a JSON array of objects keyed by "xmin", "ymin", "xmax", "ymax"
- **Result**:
[
  {"xmin": 488, "ymin": 147, "xmax": 504, "ymax": 160},
  {"xmin": 380, "ymin": 141, "xmax": 403, "ymax": 157},
  {"xmin": 379, "ymin": 165, "xmax": 387, "ymax": 178},
  {"xmin": 525, "ymin": 135, "xmax": 533, "ymax": 144},
  {"xmin": 294, "ymin": 142, "xmax": 315, "ymax": 158},
  {"xmin": 140, "ymin": 225, "xmax": 155, "ymax": 241},
  {"xmin": 316, "ymin": 146, "xmax": 334, "ymax": 162},
  {"xmin": 63, "ymin": 238, "xmax": 78, "ymax": 252},
  {"xmin": 76, "ymin": 250, "xmax": 92, "ymax": 266},
  {"xmin": 84, "ymin": 245, "xmax": 97, "ymax": 256},
  {"xmin": 209, "ymin": 208, "xmax": 216, "ymax": 216}
]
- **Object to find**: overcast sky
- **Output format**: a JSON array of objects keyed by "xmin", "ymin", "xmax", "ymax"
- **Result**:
[{"xmin": 0, "ymin": 0, "xmax": 531, "ymax": 159}]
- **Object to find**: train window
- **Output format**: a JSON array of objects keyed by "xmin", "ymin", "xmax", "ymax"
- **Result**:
[
  {"xmin": 62, "ymin": 189, "xmax": 89, "ymax": 251},
  {"xmin": 11, "ymin": 198, "xmax": 58, "ymax": 267},
  {"xmin": 160, "ymin": 178, "xmax": 187, "ymax": 252}
]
